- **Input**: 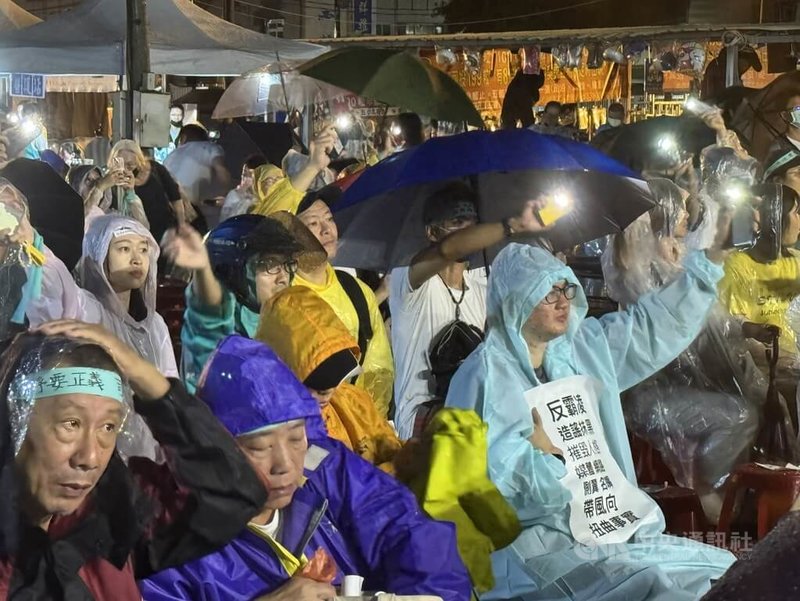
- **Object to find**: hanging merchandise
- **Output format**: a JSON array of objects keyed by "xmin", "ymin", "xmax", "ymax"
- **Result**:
[
  {"xmin": 678, "ymin": 42, "xmax": 706, "ymax": 75},
  {"xmin": 602, "ymin": 45, "xmax": 627, "ymax": 65},
  {"xmin": 623, "ymin": 41, "xmax": 648, "ymax": 62},
  {"xmin": 435, "ymin": 46, "xmax": 457, "ymax": 67},
  {"xmin": 520, "ymin": 45, "xmax": 541, "ymax": 75},
  {"xmin": 689, "ymin": 44, "xmax": 707, "ymax": 74},
  {"xmin": 566, "ymin": 45, "xmax": 584, "ymax": 69},
  {"xmin": 659, "ymin": 51, "xmax": 678, "ymax": 72},
  {"xmin": 587, "ymin": 43, "xmax": 605, "ymax": 69},
  {"xmin": 552, "ymin": 45, "xmax": 571, "ymax": 68},
  {"xmin": 463, "ymin": 49, "xmax": 481, "ymax": 75}
]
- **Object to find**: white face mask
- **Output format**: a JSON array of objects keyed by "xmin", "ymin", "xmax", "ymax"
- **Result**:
[{"xmin": 607, "ymin": 117, "xmax": 622, "ymax": 128}]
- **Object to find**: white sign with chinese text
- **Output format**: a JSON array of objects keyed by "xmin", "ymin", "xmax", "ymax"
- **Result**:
[{"xmin": 525, "ymin": 375, "xmax": 659, "ymax": 546}]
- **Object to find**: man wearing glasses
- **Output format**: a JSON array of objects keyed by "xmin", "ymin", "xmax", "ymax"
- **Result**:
[
  {"xmin": 162, "ymin": 213, "xmax": 327, "ymax": 393},
  {"xmin": 445, "ymin": 236, "xmax": 738, "ymax": 600}
]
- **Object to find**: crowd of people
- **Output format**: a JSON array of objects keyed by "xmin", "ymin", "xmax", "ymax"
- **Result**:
[{"xmin": 1, "ymin": 89, "xmax": 800, "ymax": 601}]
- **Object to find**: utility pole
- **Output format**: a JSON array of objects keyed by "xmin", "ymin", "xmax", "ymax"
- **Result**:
[{"xmin": 125, "ymin": 0, "xmax": 150, "ymax": 139}]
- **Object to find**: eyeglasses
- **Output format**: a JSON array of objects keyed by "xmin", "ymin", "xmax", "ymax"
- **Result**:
[
  {"xmin": 543, "ymin": 284, "xmax": 578, "ymax": 305},
  {"xmin": 254, "ymin": 258, "xmax": 298, "ymax": 276}
]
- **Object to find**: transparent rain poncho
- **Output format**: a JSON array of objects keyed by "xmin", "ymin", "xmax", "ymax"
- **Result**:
[
  {"xmin": 602, "ymin": 177, "xmax": 761, "ymax": 499},
  {"xmin": 0, "ymin": 333, "xmax": 131, "ymax": 459},
  {"xmin": 24, "ymin": 214, "xmax": 178, "ymax": 460},
  {"xmin": 0, "ymin": 179, "xmax": 37, "ymax": 344}
]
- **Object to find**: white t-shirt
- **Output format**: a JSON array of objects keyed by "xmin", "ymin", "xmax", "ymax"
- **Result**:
[
  {"xmin": 249, "ymin": 510, "xmax": 282, "ymax": 541},
  {"xmin": 389, "ymin": 265, "xmax": 487, "ymax": 440},
  {"xmin": 164, "ymin": 141, "xmax": 227, "ymax": 206}
]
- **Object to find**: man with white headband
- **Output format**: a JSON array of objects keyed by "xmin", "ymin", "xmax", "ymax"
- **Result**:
[{"xmin": 0, "ymin": 320, "xmax": 267, "ymax": 600}]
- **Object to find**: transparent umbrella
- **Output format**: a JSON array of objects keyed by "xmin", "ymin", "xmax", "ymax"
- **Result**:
[{"xmin": 212, "ymin": 62, "xmax": 349, "ymax": 119}]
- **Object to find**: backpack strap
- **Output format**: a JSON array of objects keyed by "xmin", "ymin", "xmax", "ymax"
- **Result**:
[{"xmin": 335, "ymin": 269, "xmax": 373, "ymax": 366}]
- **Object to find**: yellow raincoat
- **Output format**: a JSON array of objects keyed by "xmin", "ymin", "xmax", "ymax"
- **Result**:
[
  {"xmin": 257, "ymin": 286, "xmax": 401, "ymax": 471},
  {"xmin": 718, "ymin": 251, "xmax": 800, "ymax": 355},
  {"xmin": 403, "ymin": 409, "xmax": 521, "ymax": 593},
  {"xmin": 250, "ymin": 169, "xmax": 304, "ymax": 217},
  {"xmin": 294, "ymin": 264, "xmax": 394, "ymax": 418}
]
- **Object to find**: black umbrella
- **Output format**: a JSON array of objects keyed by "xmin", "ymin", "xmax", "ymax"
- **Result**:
[
  {"xmin": 0, "ymin": 159, "xmax": 84, "ymax": 271},
  {"xmin": 591, "ymin": 116, "xmax": 716, "ymax": 174}
]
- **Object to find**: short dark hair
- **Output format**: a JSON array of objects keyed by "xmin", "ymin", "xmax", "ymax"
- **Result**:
[
  {"xmin": 423, "ymin": 181, "xmax": 478, "ymax": 226},
  {"xmin": 178, "ymin": 123, "xmax": 208, "ymax": 144},
  {"xmin": 608, "ymin": 102, "xmax": 625, "ymax": 115},
  {"xmin": 170, "ymin": 103, "xmax": 184, "ymax": 113},
  {"xmin": 398, "ymin": 112, "xmax": 424, "ymax": 146},
  {"xmin": 244, "ymin": 154, "xmax": 268, "ymax": 170},
  {"xmin": 297, "ymin": 184, "xmax": 343, "ymax": 215},
  {"xmin": 544, "ymin": 101, "xmax": 562, "ymax": 113}
]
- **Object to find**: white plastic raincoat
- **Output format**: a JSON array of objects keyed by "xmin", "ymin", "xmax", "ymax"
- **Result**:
[
  {"xmin": 446, "ymin": 243, "xmax": 735, "ymax": 600},
  {"xmin": 26, "ymin": 215, "xmax": 177, "ymax": 459}
]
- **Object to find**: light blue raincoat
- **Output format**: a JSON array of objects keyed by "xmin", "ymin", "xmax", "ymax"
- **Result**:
[
  {"xmin": 180, "ymin": 287, "xmax": 259, "ymax": 394},
  {"xmin": 446, "ymin": 243, "xmax": 735, "ymax": 601}
]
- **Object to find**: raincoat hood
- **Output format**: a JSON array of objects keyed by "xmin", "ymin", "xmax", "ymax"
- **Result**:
[
  {"xmin": 258, "ymin": 287, "xmax": 360, "ymax": 383},
  {"xmin": 75, "ymin": 215, "xmax": 159, "ymax": 321},
  {"xmin": 488, "ymin": 243, "xmax": 587, "ymax": 380},
  {"xmin": 253, "ymin": 164, "xmax": 284, "ymax": 201},
  {"xmin": 198, "ymin": 335, "xmax": 326, "ymax": 439}
]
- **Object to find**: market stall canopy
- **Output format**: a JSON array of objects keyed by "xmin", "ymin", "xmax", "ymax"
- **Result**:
[
  {"xmin": 305, "ymin": 23, "xmax": 800, "ymax": 48},
  {"xmin": 0, "ymin": 0, "xmax": 326, "ymax": 76},
  {"xmin": 0, "ymin": 0, "xmax": 41, "ymax": 31}
]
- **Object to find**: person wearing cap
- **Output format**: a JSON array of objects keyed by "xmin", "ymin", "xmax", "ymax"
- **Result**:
[
  {"xmin": 390, "ymin": 181, "xmax": 550, "ymax": 441},
  {"xmin": 249, "ymin": 128, "xmax": 337, "ymax": 218},
  {"xmin": 140, "ymin": 335, "xmax": 472, "ymax": 601},
  {"xmin": 764, "ymin": 145, "xmax": 800, "ymax": 195},
  {"xmin": 258, "ymin": 286, "xmax": 401, "ymax": 472},
  {"xmin": 293, "ymin": 185, "xmax": 395, "ymax": 419},
  {"xmin": 0, "ymin": 321, "xmax": 267, "ymax": 600},
  {"xmin": 162, "ymin": 214, "xmax": 327, "ymax": 395}
]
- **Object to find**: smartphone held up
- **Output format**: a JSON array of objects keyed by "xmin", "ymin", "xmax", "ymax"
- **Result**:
[{"xmin": 720, "ymin": 182, "xmax": 793, "ymax": 260}]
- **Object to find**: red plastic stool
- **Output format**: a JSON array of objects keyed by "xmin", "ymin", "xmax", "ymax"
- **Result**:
[
  {"xmin": 718, "ymin": 463, "xmax": 800, "ymax": 539},
  {"xmin": 645, "ymin": 485, "xmax": 708, "ymax": 535}
]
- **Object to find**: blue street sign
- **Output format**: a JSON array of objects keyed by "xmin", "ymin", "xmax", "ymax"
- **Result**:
[
  {"xmin": 353, "ymin": 0, "xmax": 372, "ymax": 34},
  {"xmin": 10, "ymin": 73, "xmax": 45, "ymax": 99}
]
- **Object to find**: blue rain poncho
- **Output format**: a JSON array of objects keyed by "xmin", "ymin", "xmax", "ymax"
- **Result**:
[
  {"xmin": 142, "ymin": 336, "xmax": 471, "ymax": 601},
  {"xmin": 446, "ymin": 243, "xmax": 735, "ymax": 600}
]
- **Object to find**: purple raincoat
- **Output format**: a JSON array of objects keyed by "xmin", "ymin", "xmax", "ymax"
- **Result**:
[{"xmin": 140, "ymin": 336, "xmax": 472, "ymax": 601}]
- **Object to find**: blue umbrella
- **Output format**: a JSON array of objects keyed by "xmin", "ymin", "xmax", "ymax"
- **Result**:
[{"xmin": 332, "ymin": 128, "xmax": 655, "ymax": 271}]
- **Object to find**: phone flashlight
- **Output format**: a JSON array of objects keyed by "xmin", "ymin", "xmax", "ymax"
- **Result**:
[{"xmin": 335, "ymin": 114, "xmax": 353, "ymax": 131}]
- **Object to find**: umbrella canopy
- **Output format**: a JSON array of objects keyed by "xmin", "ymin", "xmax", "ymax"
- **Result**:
[
  {"xmin": 730, "ymin": 71, "xmax": 800, "ymax": 163},
  {"xmin": 0, "ymin": 0, "xmax": 324, "ymax": 76},
  {"xmin": 591, "ymin": 115, "xmax": 716, "ymax": 174},
  {"xmin": 331, "ymin": 129, "xmax": 654, "ymax": 271},
  {"xmin": 298, "ymin": 47, "xmax": 483, "ymax": 127},
  {"xmin": 0, "ymin": 0, "xmax": 40, "ymax": 32},
  {"xmin": 213, "ymin": 63, "xmax": 349, "ymax": 119}
]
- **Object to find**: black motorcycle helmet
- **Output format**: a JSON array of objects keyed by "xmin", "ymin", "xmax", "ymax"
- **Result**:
[{"xmin": 205, "ymin": 214, "xmax": 302, "ymax": 313}]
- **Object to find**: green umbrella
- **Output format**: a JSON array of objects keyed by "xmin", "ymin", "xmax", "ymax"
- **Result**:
[{"xmin": 297, "ymin": 47, "xmax": 483, "ymax": 128}]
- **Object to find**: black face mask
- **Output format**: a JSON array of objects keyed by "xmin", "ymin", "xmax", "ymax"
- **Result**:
[{"xmin": 170, "ymin": 120, "xmax": 182, "ymax": 128}]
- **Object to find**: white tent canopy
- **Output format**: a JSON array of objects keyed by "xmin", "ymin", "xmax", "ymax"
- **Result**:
[
  {"xmin": 0, "ymin": 0, "xmax": 325, "ymax": 76},
  {"xmin": 0, "ymin": 0, "xmax": 41, "ymax": 32}
]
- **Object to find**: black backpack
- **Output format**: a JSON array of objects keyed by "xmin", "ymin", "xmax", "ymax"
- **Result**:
[{"xmin": 429, "ymin": 319, "xmax": 484, "ymax": 400}]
